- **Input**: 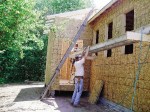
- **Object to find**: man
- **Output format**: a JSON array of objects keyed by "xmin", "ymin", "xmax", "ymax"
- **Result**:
[
  {"xmin": 71, "ymin": 43, "xmax": 79, "ymax": 52},
  {"xmin": 71, "ymin": 46, "xmax": 95, "ymax": 107}
]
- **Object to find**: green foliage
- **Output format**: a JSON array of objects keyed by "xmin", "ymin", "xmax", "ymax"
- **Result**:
[
  {"xmin": 0, "ymin": 0, "xmax": 91, "ymax": 84},
  {"xmin": 0, "ymin": 0, "xmax": 46, "ymax": 83},
  {"xmin": 50, "ymin": 0, "xmax": 91, "ymax": 14},
  {"xmin": 34, "ymin": 0, "xmax": 91, "ymax": 14}
]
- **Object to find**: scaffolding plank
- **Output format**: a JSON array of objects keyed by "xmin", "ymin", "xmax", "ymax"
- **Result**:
[{"xmin": 69, "ymin": 31, "xmax": 150, "ymax": 58}]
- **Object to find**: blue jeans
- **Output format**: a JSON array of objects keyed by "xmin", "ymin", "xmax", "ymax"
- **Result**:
[{"xmin": 71, "ymin": 78, "xmax": 83, "ymax": 105}]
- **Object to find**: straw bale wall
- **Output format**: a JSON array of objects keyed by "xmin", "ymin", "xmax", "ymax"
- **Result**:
[
  {"xmin": 89, "ymin": 0, "xmax": 150, "ymax": 111},
  {"xmin": 45, "ymin": 31, "xmax": 62, "ymax": 85}
]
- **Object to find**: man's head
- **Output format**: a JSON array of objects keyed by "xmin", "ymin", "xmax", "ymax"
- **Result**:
[
  {"xmin": 75, "ymin": 55, "xmax": 82, "ymax": 61},
  {"xmin": 75, "ymin": 43, "xmax": 78, "ymax": 47}
]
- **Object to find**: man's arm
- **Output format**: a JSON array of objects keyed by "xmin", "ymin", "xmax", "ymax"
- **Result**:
[
  {"xmin": 86, "ymin": 55, "xmax": 97, "ymax": 60},
  {"xmin": 81, "ymin": 46, "xmax": 90, "ymax": 59},
  {"xmin": 83, "ymin": 46, "xmax": 96, "ymax": 60}
]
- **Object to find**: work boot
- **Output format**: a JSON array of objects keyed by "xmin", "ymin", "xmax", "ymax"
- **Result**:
[
  {"xmin": 70, "ymin": 102, "xmax": 73, "ymax": 106},
  {"xmin": 73, "ymin": 104, "xmax": 81, "ymax": 107}
]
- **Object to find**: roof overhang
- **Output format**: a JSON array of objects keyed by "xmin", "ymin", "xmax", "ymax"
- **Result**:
[
  {"xmin": 46, "ymin": 8, "xmax": 91, "ymax": 20},
  {"xmin": 88, "ymin": 0, "xmax": 118, "ymax": 24}
]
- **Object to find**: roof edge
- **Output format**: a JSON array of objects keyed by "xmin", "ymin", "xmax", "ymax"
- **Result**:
[
  {"xmin": 46, "ymin": 8, "xmax": 91, "ymax": 20},
  {"xmin": 88, "ymin": 0, "xmax": 118, "ymax": 24}
]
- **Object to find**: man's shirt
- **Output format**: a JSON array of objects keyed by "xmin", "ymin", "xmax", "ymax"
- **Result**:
[{"xmin": 74, "ymin": 58, "xmax": 85, "ymax": 76}]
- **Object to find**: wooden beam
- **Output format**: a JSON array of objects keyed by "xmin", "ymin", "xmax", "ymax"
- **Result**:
[{"xmin": 69, "ymin": 31, "xmax": 150, "ymax": 58}]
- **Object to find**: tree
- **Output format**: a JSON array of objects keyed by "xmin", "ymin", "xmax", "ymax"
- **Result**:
[
  {"xmin": 0, "ymin": 0, "xmax": 45, "ymax": 83},
  {"xmin": 35, "ymin": 0, "xmax": 91, "ymax": 15},
  {"xmin": 0, "ymin": 0, "xmax": 91, "ymax": 84}
]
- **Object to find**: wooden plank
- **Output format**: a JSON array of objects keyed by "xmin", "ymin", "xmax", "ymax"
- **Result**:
[
  {"xmin": 69, "ymin": 31, "xmax": 150, "ymax": 58},
  {"xmin": 127, "ymin": 32, "xmax": 150, "ymax": 41}
]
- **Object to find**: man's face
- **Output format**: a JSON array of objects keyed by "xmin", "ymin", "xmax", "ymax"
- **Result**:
[
  {"xmin": 75, "ymin": 56, "xmax": 81, "ymax": 61},
  {"xmin": 75, "ymin": 43, "xmax": 78, "ymax": 47},
  {"xmin": 78, "ymin": 57, "xmax": 82, "ymax": 60}
]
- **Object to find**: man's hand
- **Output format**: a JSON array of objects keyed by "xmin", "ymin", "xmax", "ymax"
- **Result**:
[{"xmin": 86, "ymin": 53, "xmax": 97, "ymax": 60}]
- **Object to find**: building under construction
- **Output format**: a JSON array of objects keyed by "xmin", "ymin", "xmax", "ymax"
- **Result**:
[{"xmin": 44, "ymin": 0, "xmax": 150, "ymax": 111}]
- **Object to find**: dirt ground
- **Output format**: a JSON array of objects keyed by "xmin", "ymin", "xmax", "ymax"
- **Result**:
[{"xmin": 0, "ymin": 83, "xmax": 117, "ymax": 112}]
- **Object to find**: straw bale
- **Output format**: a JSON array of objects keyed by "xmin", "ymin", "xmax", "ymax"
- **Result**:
[
  {"xmin": 115, "ymin": 55, "xmax": 121, "ymax": 65},
  {"xmin": 140, "ymin": 63, "xmax": 150, "ymax": 81},
  {"xmin": 101, "ymin": 76, "xmax": 108, "ymax": 82},
  {"xmin": 90, "ymin": 73, "xmax": 96, "ymax": 81},
  {"xmin": 135, "ymin": 52, "xmax": 149, "ymax": 63},
  {"xmin": 115, "ymin": 95, "xmax": 121, "ymax": 103},
  {"xmin": 135, "ymin": 44, "xmax": 148, "ymax": 56},
  {"xmin": 123, "ymin": 99, "xmax": 133, "ymax": 109},
  {"xmin": 131, "ymin": 105, "xmax": 139, "ymax": 112},
  {"xmin": 125, "ymin": 78, "xmax": 134, "ymax": 86},
  {"xmin": 138, "ymin": 88, "xmax": 150, "ymax": 100},
  {"xmin": 107, "ymin": 83, "xmax": 114, "ymax": 100},
  {"xmin": 116, "ymin": 85, "xmax": 132, "ymax": 102},
  {"xmin": 115, "ymin": 65, "xmax": 122, "ymax": 78},
  {"xmin": 141, "ymin": 42, "xmax": 150, "ymax": 47},
  {"xmin": 111, "ymin": 83, "xmax": 117, "ymax": 101},
  {"xmin": 136, "ymin": 46, "xmax": 149, "ymax": 62},
  {"xmin": 127, "ymin": 65, "xmax": 135, "ymax": 75},
  {"xmin": 139, "ymin": 80, "xmax": 150, "ymax": 89},
  {"xmin": 124, "ymin": 100, "xmax": 138, "ymax": 112},
  {"xmin": 128, "ymin": 65, "xmax": 136, "ymax": 78},
  {"xmin": 88, "ymin": 80, "xmax": 103, "ymax": 104},
  {"xmin": 94, "ymin": 66, "xmax": 99, "ymax": 75},
  {"xmin": 103, "ymin": 66, "xmax": 109, "ymax": 77},
  {"xmin": 120, "ymin": 65, "xmax": 130, "ymax": 78},
  {"xmin": 118, "ymin": 77, "xmax": 126, "ymax": 85},
  {"xmin": 108, "ymin": 76, "xmax": 116, "ymax": 83},
  {"xmin": 127, "ymin": 54, "xmax": 135, "ymax": 64},
  {"xmin": 137, "ymin": 105, "xmax": 150, "ymax": 112},
  {"xmin": 110, "ymin": 66, "xmax": 116, "ymax": 77},
  {"xmin": 89, "ymin": 83, "xmax": 94, "ymax": 92},
  {"xmin": 121, "ymin": 55, "xmax": 129, "ymax": 65},
  {"xmin": 103, "ymin": 87, "xmax": 108, "ymax": 99},
  {"xmin": 88, "ymin": 90, "xmax": 98, "ymax": 103}
]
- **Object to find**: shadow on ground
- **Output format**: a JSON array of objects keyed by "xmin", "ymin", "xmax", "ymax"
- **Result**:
[
  {"xmin": 12, "ymin": 87, "xmax": 116, "ymax": 112},
  {"xmin": 41, "ymin": 91, "xmax": 117, "ymax": 112},
  {"xmin": 14, "ymin": 87, "xmax": 44, "ymax": 102}
]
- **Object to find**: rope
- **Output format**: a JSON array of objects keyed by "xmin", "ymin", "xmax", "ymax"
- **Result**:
[{"xmin": 130, "ymin": 28, "xmax": 143, "ymax": 111}]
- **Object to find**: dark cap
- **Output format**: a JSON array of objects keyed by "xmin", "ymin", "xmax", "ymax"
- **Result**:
[{"xmin": 75, "ymin": 54, "xmax": 82, "ymax": 58}]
